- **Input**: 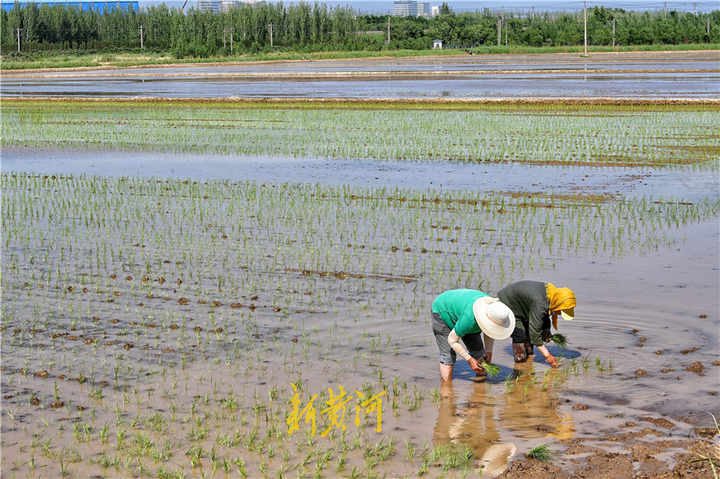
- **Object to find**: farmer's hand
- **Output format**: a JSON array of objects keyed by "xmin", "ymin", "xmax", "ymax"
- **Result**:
[
  {"xmin": 544, "ymin": 354, "xmax": 559, "ymax": 368},
  {"xmin": 484, "ymin": 352, "xmax": 493, "ymax": 363},
  {"xmin": 541, "ymin": 329, "xmax": 553, "ymax": 343},
  {"xmin": 537, "ymin": 344, "xmax": 559, "ymax": 368},
  {"xmin": 468, "ymin": 357, "xmax": 485, "ymax": 375}
]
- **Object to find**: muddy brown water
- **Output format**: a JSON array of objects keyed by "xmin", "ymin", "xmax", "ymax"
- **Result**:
[{"xmin": 1, "ymin": 151, "xmax": 718, "ymax": 477}]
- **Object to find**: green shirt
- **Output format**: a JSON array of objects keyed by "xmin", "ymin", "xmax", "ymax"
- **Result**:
[
  {"xmin": 497, "ymin": 280, "xmax": 549, "ymax": 346},
  {"xmin": 432, "ymin": 289, "xmax": 489, "ymax": 338}
]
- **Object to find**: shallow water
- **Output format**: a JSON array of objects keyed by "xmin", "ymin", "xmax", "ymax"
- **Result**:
[
  {"xmin": 1, "ymin": 148, "xmax": 718, "ymax": 477},
  {"xmin": 3, "ymin": 72, "xmax": 716, "ymax": 99},
  {"xmin": 3, "ymin": 52, "xmax": 718, "ymax": 99},
  {"xmin": 3, "ymin": 147, "xmax": 718, "ymax": 201}
]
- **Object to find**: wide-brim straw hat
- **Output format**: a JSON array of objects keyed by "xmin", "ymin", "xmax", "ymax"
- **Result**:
[{"xmin": 473, "ymin": 299, "xmax": 515, "ymax": 340}]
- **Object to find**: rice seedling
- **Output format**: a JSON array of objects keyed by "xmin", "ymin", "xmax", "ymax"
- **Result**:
[
  {"xmin": 2, "ymin": 101, "xmax": 718, "ymax": 169},
  {"xmin": 551, "ymin": 333, "xmax": 569, "ymax": 348},
  {"xmin": 481, "ymin": 361, "xmax": 501, "ymax": 378},
  {"xmin": 526, "ymin": 444, "xmax": 553, "ymax": 462},
  {"xmin": 0, "ymin": 96, "xmax": 717, "ymax": 478}
]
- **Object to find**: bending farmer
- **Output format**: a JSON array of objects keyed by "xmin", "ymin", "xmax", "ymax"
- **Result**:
[
  {"xmin": 497, "ymin": 281, "xmax": 576, "ymax": 368},
  {"xmin": 432, "ymin": 289, "xmax": 515, "ymax": 381}
]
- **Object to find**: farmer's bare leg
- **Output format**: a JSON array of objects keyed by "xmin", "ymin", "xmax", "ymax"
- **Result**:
[{"xmin": 440, "ymin": 363, "xmax": 454, "ymax": 382}]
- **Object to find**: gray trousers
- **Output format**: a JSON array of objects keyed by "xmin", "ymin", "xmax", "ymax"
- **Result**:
[{"xmin": 432, "ymin": 312, "xmax": 485, "ymax": 365}]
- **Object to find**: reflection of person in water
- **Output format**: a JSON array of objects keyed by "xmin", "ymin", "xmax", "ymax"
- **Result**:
[
  {"xmin": 434, "ymin": 368, "xmax": 575, "ymax": 476},
  {"xmin": 498, "ymin": 361, "xmax": 576, "ymax": 442},
  {"xmin": 434, "ymin": 381, "xmax": 515, "ymax": 476},
  {"xmin": 431, "ymin": 289, "xmax": 515, "ymax": 381},
  {"xmin": 497, "ymin": 281, "xmax": 576, "ymax": 368}
]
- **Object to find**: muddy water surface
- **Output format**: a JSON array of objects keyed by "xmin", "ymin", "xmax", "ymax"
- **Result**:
[
  {"xmin": 1, "ymin": 148, "xmax": 718, "ymax": 478},
  {"xmin": 3, "ymin": 51, "xmax": 718, "ymax": 99},
  {"xmin": 3, "ymin": 147, "xmax": 718, "ymax": 201}
]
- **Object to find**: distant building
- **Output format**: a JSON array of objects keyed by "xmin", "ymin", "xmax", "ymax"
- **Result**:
[
  {"xmin": 218, "ymin": 0, "xmax": 263, "ymax": 12},
  {"xmin": 394, "ymin": 0, "xmax": 431, "ymax": 18},
  {"xmin": 394, "ymin": 0, "xmax": 416, "ymax": 17},
  {"xmin": 417, "ymin": 2, "xmax": 430, "ymax": 17},
  {"xmin": 196, "ymin": 0, "xmax": 219, "ymax": 13},
  {"xmin": 431, "ymin": 5, "xmax": 440, "ymax": 16}
]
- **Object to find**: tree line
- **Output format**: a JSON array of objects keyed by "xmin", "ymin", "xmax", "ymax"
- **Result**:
[{"xmin": 2, "ymin": 1, "xmax": 718, "ymax": 56}]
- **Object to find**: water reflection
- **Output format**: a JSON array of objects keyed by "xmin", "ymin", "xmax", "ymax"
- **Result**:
[{"xmin": 433, "ymin": 363, "xmax": 574, "ymax": 475}]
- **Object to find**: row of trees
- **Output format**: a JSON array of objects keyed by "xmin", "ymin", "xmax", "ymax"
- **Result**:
[{"xmin": 2, "ymin": 1, "xmax": 718, "ymax": 56}]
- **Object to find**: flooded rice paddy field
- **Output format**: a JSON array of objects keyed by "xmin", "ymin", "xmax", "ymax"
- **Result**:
[
  {"xmin": 1, "ymin": 100, "xmax": 719, "ymax": 478},
  {"xmin": 3, "ymin": 51, "xmax": 719, "ymax": 99},
  {"xmin": 3, "ymin": 72, "xmax": 716, "ymax": 100}
]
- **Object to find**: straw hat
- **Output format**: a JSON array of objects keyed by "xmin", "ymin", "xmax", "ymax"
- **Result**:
[{"xmin": 473, "ymin": 299, "xmax": 515, "ymax": 340}]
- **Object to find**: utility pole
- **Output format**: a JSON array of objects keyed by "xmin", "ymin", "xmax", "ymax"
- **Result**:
[
  {"xmin": 612, "ymin": 18, "xmax": 615, "ymax": 47},
  {"xmin": 583, "ymin": 0, "xmax": 587, "ymax": 56},
  {"xmin": 497, "ymin": 14, "xmax": 501, "ymax": 46},
  {"xmin": 16, "ymin": 28, "xmax": 22, "ymax": 52},
  {"xmin": 693, "ymin": 2, "xmax": 696, "ymax": 15},
  {"xmin": 139, "ymin": 25, "xmax": 145, "ymax": 49},
  {"xmin": 224, "ymin": 28, "xmax": 234, "ymax": 52},
  {"xmin": 531, "ymin": 6, "xmax": 534, "ymax": 21},
  {"xmin": 268, "ymin": 23, "xmax": 274, "ymax": 47},
  {"xmin": 386, "ymin": 16, "xmax": 390, "ymax": 45},
  {"xmin": 664, "ymin": 2, "xmax": 667, "ymax": 19},
  {"xmin": 503, "ymin": 6, "xmax": 506, "ymax": 46}
]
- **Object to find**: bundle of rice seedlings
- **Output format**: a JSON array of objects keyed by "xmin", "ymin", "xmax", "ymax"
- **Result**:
[
  {"xmin": 526, "ymin": 444, "xmax": 552, "ymax": 462},
  {"xmin": 481, "ymin": 361, "xmax": 501, "ymax": 378},
  {"xmin": 551, "ymin": 333, "xmax": 569, "ymax": 348}
]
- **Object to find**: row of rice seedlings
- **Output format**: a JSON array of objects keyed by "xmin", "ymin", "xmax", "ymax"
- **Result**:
[
  {"xmin": 3, "ymin": 103, "xmax": 718, "ymax": 167},
  {"xmin": 3, "ymin": 351, "xmax": 578, "ymax": 478},
  {"xmin": 2, "ymin": 172, "xmax": 717, "ymax": 477}
]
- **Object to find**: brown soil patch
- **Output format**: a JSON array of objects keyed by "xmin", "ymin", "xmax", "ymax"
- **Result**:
[
  {"xmin": 687, "ymin": 361, "xmax": 704, "ymax": 374},
  {"xmin": 496, "ymin": 459, "xmax": 569, "ymax": 479},
  {"xmin": 639, "ymin": 416, "xmax": 677, "ymax": 429}
]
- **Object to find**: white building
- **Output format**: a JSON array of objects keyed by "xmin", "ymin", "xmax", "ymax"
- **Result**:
[
  {"xmin": 196, "ymin": 0, "xmax": 219, "ymax": 13},
  {"xmin": 417, "ymin": 2, "xmax": 430, "ymax": 18},
  {"xmin": 394, "ymin": 0, "xmax": 416, "ymax": 17},
  {"xmin": 394, "ymin": 0, "xmax": 432, "ymax": 18},
  {"xmin": 431, "ymin": 5, "xmax": 440, "ymax": 16}
]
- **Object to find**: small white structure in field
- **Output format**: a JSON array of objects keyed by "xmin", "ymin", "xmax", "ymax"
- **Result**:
[{"xmin": 433, "ymin": 39, "xmax": 443, "ymax": 49}]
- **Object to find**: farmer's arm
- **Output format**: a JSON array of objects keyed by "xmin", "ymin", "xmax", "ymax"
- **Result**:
[
  {"xmin": 537, "ymin": 344, "xmax": 558, "ymax": 367},
  {"xmin": 448, "ymin": 329, "xmax": 484, "ymax": 374},
  {"xmin": 529, "ymin": 304, "xmax": 558, "ymax": 367}
]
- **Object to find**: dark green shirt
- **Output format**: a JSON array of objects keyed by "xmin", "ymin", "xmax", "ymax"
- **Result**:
[
  {"xmin": 497, "ymin": 281, "xmax": 549, "ymax": 346},
  {"xmin": 432, "ymin": 289, "xmax": 489, "ymax": 338}
]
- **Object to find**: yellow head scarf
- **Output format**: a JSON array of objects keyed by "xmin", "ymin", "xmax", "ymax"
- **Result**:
[{"xmin": 546, "ymin": 283, "xmax": 576, "ymax": 330}]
